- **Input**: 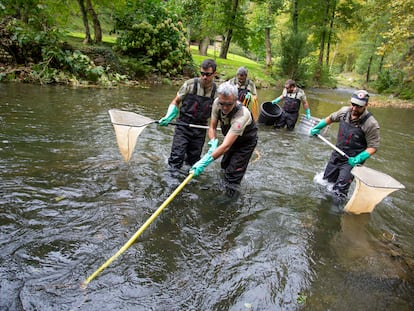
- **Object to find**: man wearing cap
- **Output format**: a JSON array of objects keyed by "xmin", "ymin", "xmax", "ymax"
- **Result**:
[{"xmin": 309, "ymin": 90, "xmax": 380, "ymax": 203}]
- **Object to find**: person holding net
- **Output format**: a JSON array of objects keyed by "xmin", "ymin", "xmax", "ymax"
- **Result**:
[
  {"xmin": 189, "ymin": 82, "xmax": 258, "ymax": 197},
  {"xmin": 159, "ymin": 59, "xmax": 217, "ymax": 170},
  {"xmin": 310, "ymin": 90, "xmax": 380, "ymax": 203}
]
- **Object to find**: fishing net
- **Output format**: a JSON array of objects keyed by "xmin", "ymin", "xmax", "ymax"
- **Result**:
[
  {"xmin": 108, "ymin": 109, "xmax": 155, "ymax": 162},
  {"xmin": 297, "ymin": 115, "xmax": 330, "ymax": 136},
  {"xmin": 244, "ymin": 96, "xmax": 259, "ymax": 121},
  {"xmin": 344, "ymin": 166, "xmax": 405, "ymax": 214}
]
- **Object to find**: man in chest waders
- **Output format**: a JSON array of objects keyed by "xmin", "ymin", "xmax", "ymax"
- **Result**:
[
  {"xmin": 190, "ymin": 82, "xmax": 258, "ymax": 197},
  {"xmin": 271, "ymin": 79, "xmax": 311, "ymax": 130},
  {"xmin": 159, "ymin": 59, "xmax": 217, "ymax": 170},
  {"xmin": 310, "ymin": 90, "xmax": 380, "ymax": 203},
  {"xmin": 228, "ymin": 66, "xmax": 258, "ymax": 116}
]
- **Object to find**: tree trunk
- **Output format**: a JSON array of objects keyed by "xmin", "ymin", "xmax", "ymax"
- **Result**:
[
  {"xmin": 220, "ymin": 30, "xmax": 232, "ymax": 59},
  {"xmin": 199, "ymin": 37, "xmax": 209, "ymax": 56},
  {"xmin": 366, "ymin": 54, "xmax": 373, "ymax": 83},
  {"xmin": 315, "ymin": 0, "xmax": 330, "ymax": 82},
  {"xmin": 219, "ymin": 0, "xmax": 239, "ymax": 59},
  {"xmin": 77, "ymin": 0, "xmax": 91, "ymax": 44},
  {"xmin": 326, "ymin": 0, "xmax": 336, "ymax": 66},
  {"xmin": 86, "ymin": 0, "xmax": 102, "ymax": 43},
  {"xmin": 378, "ymin": 53, "xmax": 385, "ymax": 73},
  {"xmin": 265, "ymin": 26, "xmax": 272, "ymax": 68},
  {"xmin": 293, "ymin": 0, "xmax": 298, "ymax": 34}
]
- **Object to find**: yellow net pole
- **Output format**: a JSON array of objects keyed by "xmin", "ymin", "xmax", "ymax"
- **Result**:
[{"xmin": 81, "ymin": 173, "xmax": 194, "ymax": 288}]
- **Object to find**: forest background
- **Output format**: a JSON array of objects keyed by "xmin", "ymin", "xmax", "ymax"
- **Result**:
[{"xmin": 0, "ymin": 0, "xmax": 413, "ymax": 103}]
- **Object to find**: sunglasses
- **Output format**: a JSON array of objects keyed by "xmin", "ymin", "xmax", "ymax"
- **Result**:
[
  {"xmin": 219, "ymin": 101, "xmax": 234, "ymax": 107},
  {"xmin": 351, "ymin": 103, "xmax": 364, "ymax": 108},
  {"xmin": 200, "ymin": 71, "xmax": 214, "ymax": 77}
]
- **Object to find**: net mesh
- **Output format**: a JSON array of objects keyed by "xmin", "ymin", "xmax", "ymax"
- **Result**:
[
  {"xmin": 108, "ymin": 109, "xmax": 155, "ymax": 162},
  {"xmin": 344, "ymin": 166, "xmax": 405, "ymax": 214},
  {"xmin": 297, "ymin": 115, "xmax": 330, "ymax": 136}
]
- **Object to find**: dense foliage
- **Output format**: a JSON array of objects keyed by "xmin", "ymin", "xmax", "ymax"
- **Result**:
[
  {"xmin": 112, "ymin": 0, "xmax": 194, "ymax": 78},
  {"xmin": 0, "ymin": 0, "xmax": 413, "ymax": 99}
]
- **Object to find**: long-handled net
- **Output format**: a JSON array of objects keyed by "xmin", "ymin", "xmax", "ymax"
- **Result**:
[
  {"xmin": 108, "ymin": 109, "xmax": 155, "ymax": 162},
  {"xmin": 297, "ymin": 115, "xmax": 330, "ymax": 136},
  {"xmin": 344, "ymin": 166, "xmax": 405, "ymax": 214},
  {"xmin": 316, "ymin": 134, "xmax": 405, "ymax": 214},
  {"xmin": 243, "ymin": 95, "xmax": 259, "ymax": 121},
  {"xmin": 109, "ymin": 109, "xmax": 214, "ymax": 163}
]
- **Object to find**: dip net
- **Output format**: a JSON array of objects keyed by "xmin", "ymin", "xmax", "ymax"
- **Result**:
[
  {"xmin": 108, "ymin": 109, "xmax": 155, "ymax": 162},
  {"xmin": 345, "ymin": 166, "xmax": 405, "ymax": 214}
]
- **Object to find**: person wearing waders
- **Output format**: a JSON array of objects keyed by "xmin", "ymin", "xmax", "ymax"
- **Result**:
[
  {"xmin": 271, "ymin": 79, "xmax": 311, "ymax": 130},
  {"xmin": 190, "ymin": 82, "xmax": 258, "ymax": 197},
  {"xmin": 159, "ymin": 59, "xmax": 217, "ymax": 170},
  {"xmin": 310, "ymin": 90, "xmax": 380, "ymax": 203},
  {"xmin": 228, "ymin": 66, "xmax": 257, "ymax": 108}
]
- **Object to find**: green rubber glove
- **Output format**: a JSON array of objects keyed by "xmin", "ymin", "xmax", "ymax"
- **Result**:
[
  {"xmin": 305, "ymin": 108, "xmax": 311, "ymax": 120},
  {"xmin": 271, "ymin": 97, "xmax": 281, "ymax": 105},
  {"xmin": 348, "ymin": 150, "xmax": 370, "ymax": 167},
  {"xmin": 190, "ymin": 154, "xmax": 214, "ymax": 177},
  {"xmin": 159, "ymin": 104, "xmax": 179, "ymax": 126},
  {"xmin": 245, "ymin": 92, "xmax": 251, "ymax": 101},
  {"xmin": 207, "ymin": 138, "xmax": 218, "ymax": 155},
  {"xmin": 310, "ymin": 119, "xmax": 327, "ymax": 136}
]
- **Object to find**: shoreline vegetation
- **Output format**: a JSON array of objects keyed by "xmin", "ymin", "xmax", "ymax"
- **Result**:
[{"xmin": 1, "ymin": 37, "xmax": 412, "ymax": 109}]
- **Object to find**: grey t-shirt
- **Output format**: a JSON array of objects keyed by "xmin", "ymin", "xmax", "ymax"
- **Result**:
[
  {"xmin": 211, "ymin": 100, "xmax": 253, "ymax": 136},
  {"xmin": 177, "ymin": 78, "xmax": 216, "ymax": 100},
  {"xmin": 329, "ymin": 106, "xmax": 380, "ymax": 149}
]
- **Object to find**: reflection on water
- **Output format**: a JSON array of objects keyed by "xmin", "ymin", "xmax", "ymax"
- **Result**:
[{"xmin": 1, "ymin": 83, "xmax": 413, "ymax": 310}]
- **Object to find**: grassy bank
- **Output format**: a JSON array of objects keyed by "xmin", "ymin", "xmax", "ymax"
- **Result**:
[
  {"xmin": 32, "ymin": 33, "xmax": 414, "ymax": 107},
  {"xmin": 189, "ymin": 46, "xmax": 275, "ymax": 89}
]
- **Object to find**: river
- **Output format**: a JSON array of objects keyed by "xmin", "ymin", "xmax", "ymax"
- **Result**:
[{"xmin": 1, "ymin": 82, "xmax": 413, "ymax": 310}]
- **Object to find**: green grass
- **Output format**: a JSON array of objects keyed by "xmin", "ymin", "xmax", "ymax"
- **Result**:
[
  {"xmin": 190, "ymin": 46, "xmax": 274, "ymax": 88},
  {"xmin": 67, "ymin": 32, "xmax": 117, "ymax": 45},
  {"xmin": 66, "ymin": 32, "xmax": 274, "ymax": 87}
]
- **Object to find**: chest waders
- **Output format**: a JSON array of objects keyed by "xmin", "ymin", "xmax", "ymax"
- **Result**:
[
  {"xmin": 169, "ymin": 79, "xmax": 217, "ymax": 168},
  {"xmin": 274, "ymin": 93, "xmax": 301, "ymax": 130},
  {"xmin": 218, "ymin": 104, "xmax": 258, "ymax": 188},
  {"xmin": 336, "ymin": 111, "xmax": 372, "ymax": 158},
  {"xmin": 323, "ymin": 111, "xmax": 373, "ymax": 199}
]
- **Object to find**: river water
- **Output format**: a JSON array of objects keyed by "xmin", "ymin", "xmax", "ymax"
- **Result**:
[{"xmin": 1, "ymin": 82, "xmax": 413, "ymax": 310}]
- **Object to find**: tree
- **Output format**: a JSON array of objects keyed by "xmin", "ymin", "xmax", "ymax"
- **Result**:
[
  {"xmin": 248, "ymin": 0, "xmax": 283, "ymax": 67},
  {"xmin": 219, "ymin": 0, "xmax": 240, "ymax": 59},
  {"xmin": 77, "ymin": 0, "xmax": 102, "ymax": 44},
  {"xmin": 278, "ymin": 0, "xmax": 309, "ymax": 82},
  {"xmin": 77, "ymin": 0, "xmax": 91, "ymax": 43},
  {"xmin": 86, "ymin": 0, "xmax": 102, "ymax": 43},
  {"xmin": 113, "ymin": 0, "xmax": 193, "ymax": 77}
]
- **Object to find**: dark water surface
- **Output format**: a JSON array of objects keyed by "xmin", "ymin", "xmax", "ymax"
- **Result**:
[{"xmin": 1, "ymin": 83, "xmax": 413, "ymax": 310}]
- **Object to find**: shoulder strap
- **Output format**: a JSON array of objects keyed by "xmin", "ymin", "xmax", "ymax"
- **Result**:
[
  {"xmin": 211, "ymin": 82, "xmax": 217, "ymax": 98},
  {"xmin": 359, "ymin": 112, "xmax": 372, "ymax": 124},
  {"xmin": 192, "ymin": 78, "xmax": 198, "ymax": 95}
]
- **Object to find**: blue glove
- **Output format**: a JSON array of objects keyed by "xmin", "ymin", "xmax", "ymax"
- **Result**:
[
  {"xmin": 305, "ymin": 108, "xmax": 311, "ymax": 120},
  {"xmin": 190, "ymin": 154, "xmax": 214, "ymax": 177},
  {"xmin": 159, "ymin": 104, "xmax": 179, "ymax": 126},
  {"xmin": 271, "ymin": 97, "xmax": 281, "ymax": 105},
  {"xmin": 207, "ymin": 138, "xmax": 218, "ymax": 155},
  {"xmin": 310, "ymin": 119, "xmax": 327, "ymax": 136},
  {"xmin": 348, "ymin": 150, "xmax": 370, "ymax": 167}
]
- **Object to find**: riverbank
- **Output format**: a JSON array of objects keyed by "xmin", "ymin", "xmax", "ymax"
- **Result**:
[{"xmin": 1, "ymin": 44, "xmax": 412, "ymax": 109}]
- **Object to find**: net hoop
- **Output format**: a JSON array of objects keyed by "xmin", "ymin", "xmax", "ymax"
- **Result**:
[
  {"xmin": 344, "ymin": 166, "xmax": 405, "ymax": 214},
  {"xmin": 108, "ymin": 109, "xmax": 155, "ymax": 162}
]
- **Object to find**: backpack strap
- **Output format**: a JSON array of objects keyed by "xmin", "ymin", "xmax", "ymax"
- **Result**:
[{"xmin": 192, "ymin": 78, "xmax": 198, "ymax": 95}]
